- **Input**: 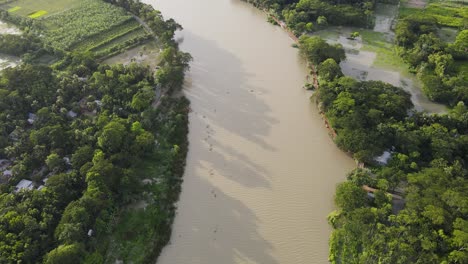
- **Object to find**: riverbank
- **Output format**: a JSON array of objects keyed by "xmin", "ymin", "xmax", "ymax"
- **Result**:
[
  {"xmin": 247, "ymin": 1, "xmax": 468, "ymax": 263},
  {"xmin": 0, "ymin": 1, "xmax": 192, "ymax": 263}
]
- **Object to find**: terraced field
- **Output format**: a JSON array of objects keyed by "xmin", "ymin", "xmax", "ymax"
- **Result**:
[
  {"xmin": 92, "ymin": 28, "xmax": 151, "ymax": 57},
  {"xmin": 0, "ymin": 0, "xmax": 152, "ymax": 57}
]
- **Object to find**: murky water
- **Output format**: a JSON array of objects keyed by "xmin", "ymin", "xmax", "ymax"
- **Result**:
[{"xmin": 144, "ymin": 0, "xmax": 355, "ymax": 263}]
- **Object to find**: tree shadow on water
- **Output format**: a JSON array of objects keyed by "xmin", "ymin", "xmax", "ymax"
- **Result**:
[{"xmin": 156, "ymin": 31, "xmax": 280, "ymax": 263}]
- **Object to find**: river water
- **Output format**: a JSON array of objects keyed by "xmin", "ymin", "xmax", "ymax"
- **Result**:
[{"xmin": 146, "ymin": 0, "xmax": 355, "ymax": 263}]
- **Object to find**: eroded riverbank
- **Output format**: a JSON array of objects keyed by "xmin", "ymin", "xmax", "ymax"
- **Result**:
[{"xmin": 148, "ymin": 0, "xmax": 355, "ymax": 263}]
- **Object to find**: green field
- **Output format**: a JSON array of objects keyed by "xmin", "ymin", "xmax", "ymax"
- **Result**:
[
  {"xmin": 92, "ymin": 28, "xmax": 150, "ymax": 55},
  {"xmin": 0, "ymin": 0, "xmax": 152, "ymax": 57},
  {"xmin": 0, "ymin": 0, "xmax": 79, "ymax": 18},
  {"xmin": 399, "ymin": 1, "xmax": 468, "ymax": 28},
  {"xmin": 71, "ymin": 20, "xmax": 142, "ymax": 51}
]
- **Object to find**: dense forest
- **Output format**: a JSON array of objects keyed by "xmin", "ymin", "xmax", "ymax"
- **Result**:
[
  {"xmin": 395, "ymin": 16, "xmax": 467, "ymax": 105},
  {"xmin": 246, "ymin": 0, "xmax": 468, "ymax": 263},
  {"xmin": 307, "ymin": 10, "xmax": 467, "ymax": 264},
  {"xmin": 245, "ymin": 0, "xmax": 385, "ymax": 34},
  {"xmin": 0, "ymin": 0, "xmax": 191, "ymax": 263}
]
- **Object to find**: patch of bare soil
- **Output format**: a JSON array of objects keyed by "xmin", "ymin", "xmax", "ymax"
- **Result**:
[{"xmin": 404, "ymin": 0, "xmax": 427, "ymax": 8}]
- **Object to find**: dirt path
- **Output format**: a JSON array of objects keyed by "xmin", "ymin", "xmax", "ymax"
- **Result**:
[{"xmin": 404, "ymin": 0, "xmax": 427, "ymax": 9}]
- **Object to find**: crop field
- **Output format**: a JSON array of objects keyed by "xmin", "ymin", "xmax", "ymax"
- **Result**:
[
  {"xmin": 400, "ymin": 1, "xmax": 468, "ymax": 28},
  {"xmin": 0, "ymin": 0, "xmax": 79, "ymax": 18},
  {"xmin": 71, "ymin": 20, "xmax": 142, "ymax": 51},
  {"xmin": 92, "ymin": 28, "xmax": 151, "ymax": 57},
  {"xmin": 0, "ymin": 0, "xmax": 152, "ymax": 57}
]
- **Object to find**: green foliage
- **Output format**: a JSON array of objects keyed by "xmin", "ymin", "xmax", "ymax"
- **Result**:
[
  {"xmin": 335, "ymin": 182, "xmax": 367, "ymax": 212},
  {"xmin": 40, "ymin": 0, "xmax": 133, "ymax": 51},
  {"xmin": 0, "ymin": 2, "xmax": 190, "ymax": 261},
  {"xmin": 317, "ymin": 58, "xmax": 343, "ymax": 82},
  {"xmin": 395, "ymin": 14, "xmax": 468, "ymax": 105},
  {"xmin": 318, "ymin": 77, "xmax": 413, "ymax": 161},
  {"xmin": 298, "ymin": 35, "xmax": 346, "ymax": 65},
  {"xmin": 44, "ymin": 243, "xmax": 85, "ymax": 264},
  {"xmin": 0, "ymin": 34, "xmax": 42, "ymax": 56}
]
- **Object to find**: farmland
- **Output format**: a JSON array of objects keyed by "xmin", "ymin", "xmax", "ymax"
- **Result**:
[
  {"xmin": 0, "ymin": 0, "xmax": 153, "ymax": 57},
  {"xmin": 400, "ymin": 0, "xmax": 468, "ymax": 28}
]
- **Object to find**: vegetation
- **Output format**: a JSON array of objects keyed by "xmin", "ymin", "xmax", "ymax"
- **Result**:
[
  {"xmin": 244, "ymin": 0, "xmax": 377, "ymax": 35},
  {"xmin": 399, "ymin": 2, "xmax": 468, "ymax": 28},
  {"xmin": 289, "ymin": 3, "xmax": 468, "ymax": 261},
  {"xmin": 395, "ymin": 13, "xmax": 468, "ymax": 105},
  {"xmin": 0, "ymin": 0, "xmax": 155, "ymax": 58},
  {"xmin": 0, "ymin": 0, "xmax": 192, "ymax": 263}
]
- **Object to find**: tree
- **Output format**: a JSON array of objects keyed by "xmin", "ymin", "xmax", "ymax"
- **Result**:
[
  {"xmin": 350, "ymin": 31, "xmax": 360, "ymax": 40},
  {"xmin": 97, "ymin": 121, "xmax": 127, "ymax": 153},
  {"xmin": 335, "ymin": 181, "xmax": 367, "ymax": 212},
  {"xmin": 317, "ymin": 16, "xmax": 327, "ymax": 26},
  {"xmin": 298, "ymin": 35, "xmax": 346, "ymax": 65},
  {"xmin": 450, "ymin": 30, "xmax": 468, "ymax": 59},
  {"xmin": 318, "ymin": 58, "xmax": 343, "ymax": 82},
  {"xmin": 44, "ymin": 243, "xmax": 84, "ymax": 264},
  {"xmin": 46, "ymin": 153, "xmax": 65, "ymax": 172}
]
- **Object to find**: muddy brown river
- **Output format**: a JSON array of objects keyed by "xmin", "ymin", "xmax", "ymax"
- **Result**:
[{"xmin": 146, "ymin": 0, "xmax": 355, "ymax": 263}]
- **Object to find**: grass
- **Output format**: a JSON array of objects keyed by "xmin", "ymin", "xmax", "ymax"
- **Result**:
[
  {"xmin": 91, "ymin": 28, "xmax": 150, "ymax": 55},
  {"xmin": 28, "ymin": 10, "xmax": 47, "ymax": 18},
  {"xmin": 360, "ymin": 30, "xmax": 410, "ymax": 72},
  {"xmin": 0, "ymin": 0, "xmax": 79, "ymax": 18},
  {"xmin": 399, "ymin": 2, "xmax": 468, "ymax": 28},
  {"xmin": 71, "ymin": 20, "xmax": 142, "ymax": 52},
  {"xmin": 7, "ymin": 6, "xmax": 20, "ymax": 12},
  {"xmin": 1, "ymin": 0, "xmax": 155, "ymax": 58}
]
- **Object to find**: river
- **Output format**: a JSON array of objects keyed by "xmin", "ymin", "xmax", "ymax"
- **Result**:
[{"xmin": 145, "ymin": 0, "xmax": 355, "ymax": 263}]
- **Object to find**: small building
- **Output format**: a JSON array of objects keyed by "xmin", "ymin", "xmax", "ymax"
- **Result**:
[
  {"xmin": 15, "ymin": 179, "xmax": 34, "ymax": 193},
  {"xmin": 3, "ymin": 170, "xmax": 12, "ymax": 178},
  {"xmin": 37, "ymin": 185, "xmax": 45, "ymax": 191},
  {"xmin": 0, "ymin": 159, "xmax": 11, "ymax": 170},
  {"xmin": 67, "ymin": 110, "xmax": 78, "ymax": 118},
  {"xmin": 375, "ymin": 151, "xmax": 392, "ymax": 165},
  {"xmin": 27, "ymin": 113, "xmax": 37, "ymax": 125},
  {"xmin": 63, "ymin": 157, "xmax": 72, "ymax": 166}
]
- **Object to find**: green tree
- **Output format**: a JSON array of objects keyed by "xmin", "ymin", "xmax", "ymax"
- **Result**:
[
  {"xmin": 97, "ymin": 121, "xmax": 127, "ymax": 153},
  {"xmin": 44, "ymin": 243, "xmax": 85, "ymax": 264}
]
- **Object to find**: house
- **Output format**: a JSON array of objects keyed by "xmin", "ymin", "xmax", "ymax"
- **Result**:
[
  {"xmin": 67, "ymin": 110, "xmax": 78, "ymax": 118},
  {"xmin": 0, "ymin": 159, "xmax": 11, "ymax": 170},
  {"xmin": 375, "ymin": 151, "xmax": 392, "ymax": 165},
  {"xmin": 27, "ymin": 113, "xmax": 37, "ymax": 125},
  {"xmin": 15, "ymin": 179, "xmax": 34, "ymax": 193},
  {"xmin": 3, "ymin": 170, "xmax": 12, "ymax": 178},
  {"xmin": 63, "ymin": 157, "xmax": 72, "ymax": 166}
]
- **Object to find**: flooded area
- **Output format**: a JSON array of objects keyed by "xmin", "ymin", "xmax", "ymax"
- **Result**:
[
  {"xmin": 314, "ymin": 3, "xmax": 447, "ymax": 114},
  {"xmin": 147, "ymin": 0, "xmax": 356, "ymax": 263}
]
